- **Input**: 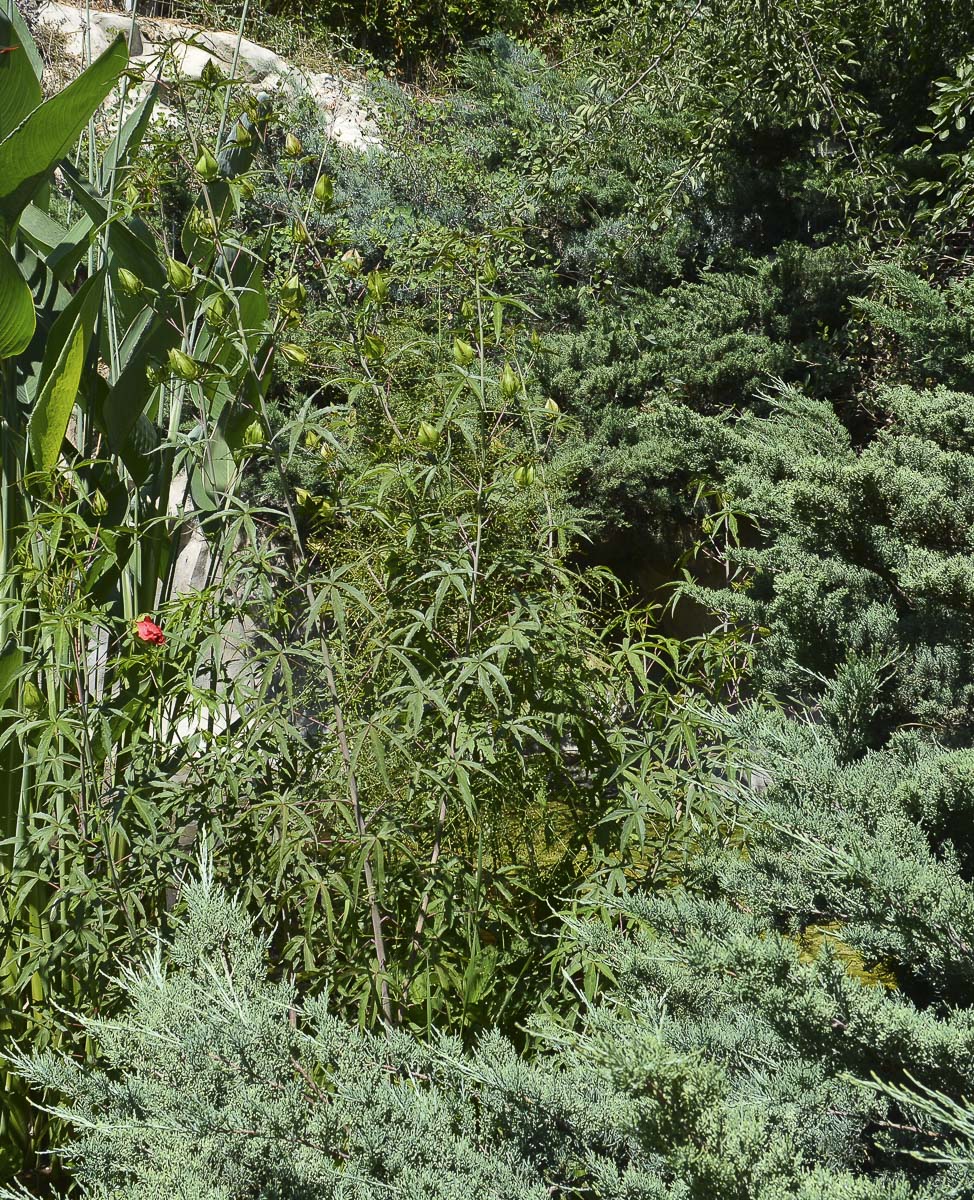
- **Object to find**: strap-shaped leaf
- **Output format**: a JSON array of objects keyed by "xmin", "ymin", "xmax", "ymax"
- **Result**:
[
  {"xmin": 60, "ymin": 161, "xmax": 167, "ymax": 292},
  {"xmin": 100, "ymin": 81, "xmax": 159, "ymax": 188},
  {"xmin": 0, "ymin": 11, "xmax": 42, "ymax": 141},
  {"xmin": 0, "ymin": 35, "xmax": 128, "ymax": 235},
  {"xmin": 27, "ymin": 271, "xmax": 104, "ymax": 473},
  {"xmin": 0, "ymin": 237, "xmax": 34, "ymax": 358}
]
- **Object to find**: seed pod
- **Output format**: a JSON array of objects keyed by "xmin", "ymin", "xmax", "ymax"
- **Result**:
[
  {"xmin": 513, "ymin": 464, "xmax": 536, "ymax": 487},
  {"xmin": 544, "ymin": 397, "xmax": 560, "ymax": 417},
  {"xmin": 168, "ymin": 347, "xmax": 200, "ymax": 381},
  {"xmin": 280, "ymin": 274, "xmax": 307, "ymax": 309},
  {"xmin": 499, "ymin": 363, "xmax": 519, "ymax": 398},
  {"xmin": 21, "ymin": 680, "xmax": 44, "ymax": 712},
  {"xmin": 341, "ymin": 248, "xmax": 363, "ymax": 276},
  {"xmin": 417, "ymin": 421, "xmax": 440, "ymax": 450},
  {"xmin": 452, "ymin": 337, "xmax": 475, "ymax": 366},
  {"xmin": 166, "ymin": 258, "xmax": 194, "ymax": 292},
  {"xmin": 313, "ymin": 174, "xmax": 334, "ymax": 205},
  {"xmin": 284, "ymin": 131, "xmax": 303, "ymax": 157},
  {"xmin": 280, "ymin": 342, "xmax": 308, "ymax": 366},
  {"xmin": 194, "ymin": 146, "xmax": 220, "ymax": 182},
  {"xmin": 117, "ymin": 267, "xmax": 144, "ymax": 296}
]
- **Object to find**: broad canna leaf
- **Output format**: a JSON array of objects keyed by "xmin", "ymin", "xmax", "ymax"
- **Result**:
[
  {"xmin": 0, "ymin": 35, "xmax": 128, "ymax": 235},
  {"xmin": 0, "ymin": 239, "xmax": 34, "ymax": 358},
  {"xmin": 27, "ymin": 271, "xmax": 104, "ymax": 474},
  {"xmin": 18, "ymin": 205, "xmax": 95, "ymax": 281},
  {"xmin": 0, "ymin": 12, "xmax": 42, "ymax": 141}
]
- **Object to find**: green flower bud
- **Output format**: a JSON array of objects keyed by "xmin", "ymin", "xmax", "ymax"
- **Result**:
[
  {"xmin": 544, "ymin": 397, "xmax": 560, "ymax": 417},
  {"xmin": 21, "ymin": 680, "xmax": 44, "ymax": 712},
  {"xmin": 313, "ymin": 174, "xmax": 334, "ymax": 205},
  {"xmin": 417, "ymin": 421, "xmax": 440, "ymax": 450},
  {"xmin": 205, "ymin": 293, "xmax": 230, "ymax": 326},
  {"xmin": 117, "ymin": 267, "xmax": 144, "ymax": 296},
  {"xmin": 452, "ymin": 337, "xmax": 475, "ymax": 366},
  {"xmin": 234, "ymin": 121, "xmax": 252, "ymax": 147},
  {"xmin": 513, "ymin": 464, "xmax": 536, "ymax": 488},
  {"xmin": 366, "ymin": 271, "xmax": 389, "ymax": 303},
  {"xmin": 168, "ymin": 347, "xmax": 201, "ymax": 381},
  {"xmin": 194, "ymin": 146, "xmax": 220, "ymax": 182},
  {"xmin": 200, "ymin": 58, "xmax": 223, "ymax": 87},
  {"xmin": 280, "ymin": 342, "xmax": 308, "ymax": 366},
  {"xmin": 499, "ymin": 363, "xmax": 519, "ymax": 398},
  {"xmin": 295, "ymin": 487, "xmax": 313, "ymax": 507},
  {"xmin": 90, "ymin": 488, "xmax": 109, "ymax": 517},
  {"xmin": 241, "ymin": 419, "xmax": 265, "ymax": 448},
  {"xmin": 166, "ymin": 258, "xmax": 194, "ymax": 292},
  {"xmin": 290, "ymin": 218, "xmax": 310, "ymax": 244},
  {"xmin": 284, "ymin": 131, "xmax": 303, "ymax": 157},
  {"xmin": 280, "ymin": 274, "xmax": 307, "ymax": 309}
]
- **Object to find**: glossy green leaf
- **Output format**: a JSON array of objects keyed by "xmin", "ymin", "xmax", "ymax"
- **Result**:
[
  {"xmin": 0, "ymin": 12, "xmax": 41, "ymax": 141},
  {"xmin": 0, "ymin": 636, "xmax": 22, "ymax": 705},
  {"xmin": 0, "ymin": 35, "xmax": 128, "ymax": 234},
  {"xmin": 0, "ymin": 238, "xmax": 34, "ymax": 358},
  {"xmin": 27, "ymin": 272, "xmax": 103, "ymax": 473}
]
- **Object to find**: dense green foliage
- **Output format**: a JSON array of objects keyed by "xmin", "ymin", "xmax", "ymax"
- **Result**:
[{"xmin": 8, "ymin": 0, "xmax": 974, "ymax": 1196}]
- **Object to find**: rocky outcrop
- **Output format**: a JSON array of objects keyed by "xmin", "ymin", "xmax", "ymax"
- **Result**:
[{"xmin": 36, "ymin": 1, "xmax": 380, "ymax": 150}]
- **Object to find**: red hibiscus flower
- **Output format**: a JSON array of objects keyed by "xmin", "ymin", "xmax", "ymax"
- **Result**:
[{"xmin": 134, "ymin": 615, "xmax": 166, "ymax": 646}]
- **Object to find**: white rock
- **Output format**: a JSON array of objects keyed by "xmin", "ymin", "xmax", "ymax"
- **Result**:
[
  {"xmin": 38, "ymin": 1, "xmax": 381, "ymax": 152},
  {"xmin": 38, "ymin": 1, "xmax": 143, "ymax": 59}
]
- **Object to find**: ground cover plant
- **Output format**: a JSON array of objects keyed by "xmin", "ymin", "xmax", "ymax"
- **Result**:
[{"xmin": 6, "ymin": 0, "xmax": 974, "ymax": 1197}]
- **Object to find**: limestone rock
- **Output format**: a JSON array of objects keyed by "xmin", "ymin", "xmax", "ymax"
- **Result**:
[{"xmin": 36, "ymin": 1, "xmax": 380, "ymax": 151}]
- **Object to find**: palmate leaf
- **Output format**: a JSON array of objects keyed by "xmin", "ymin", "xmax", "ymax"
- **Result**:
[
  {"xmin": 0, "ymin": 238, "xmax": 34, "ymax": 358},
  {"xmin": 0, "ymin": 35, "xmax": 128, "ymax": 236}
]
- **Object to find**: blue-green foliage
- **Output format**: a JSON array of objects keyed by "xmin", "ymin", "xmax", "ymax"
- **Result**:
[{"xmin": 19, "ymin": 720, "xmax": 974, "ymax": 1200}]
